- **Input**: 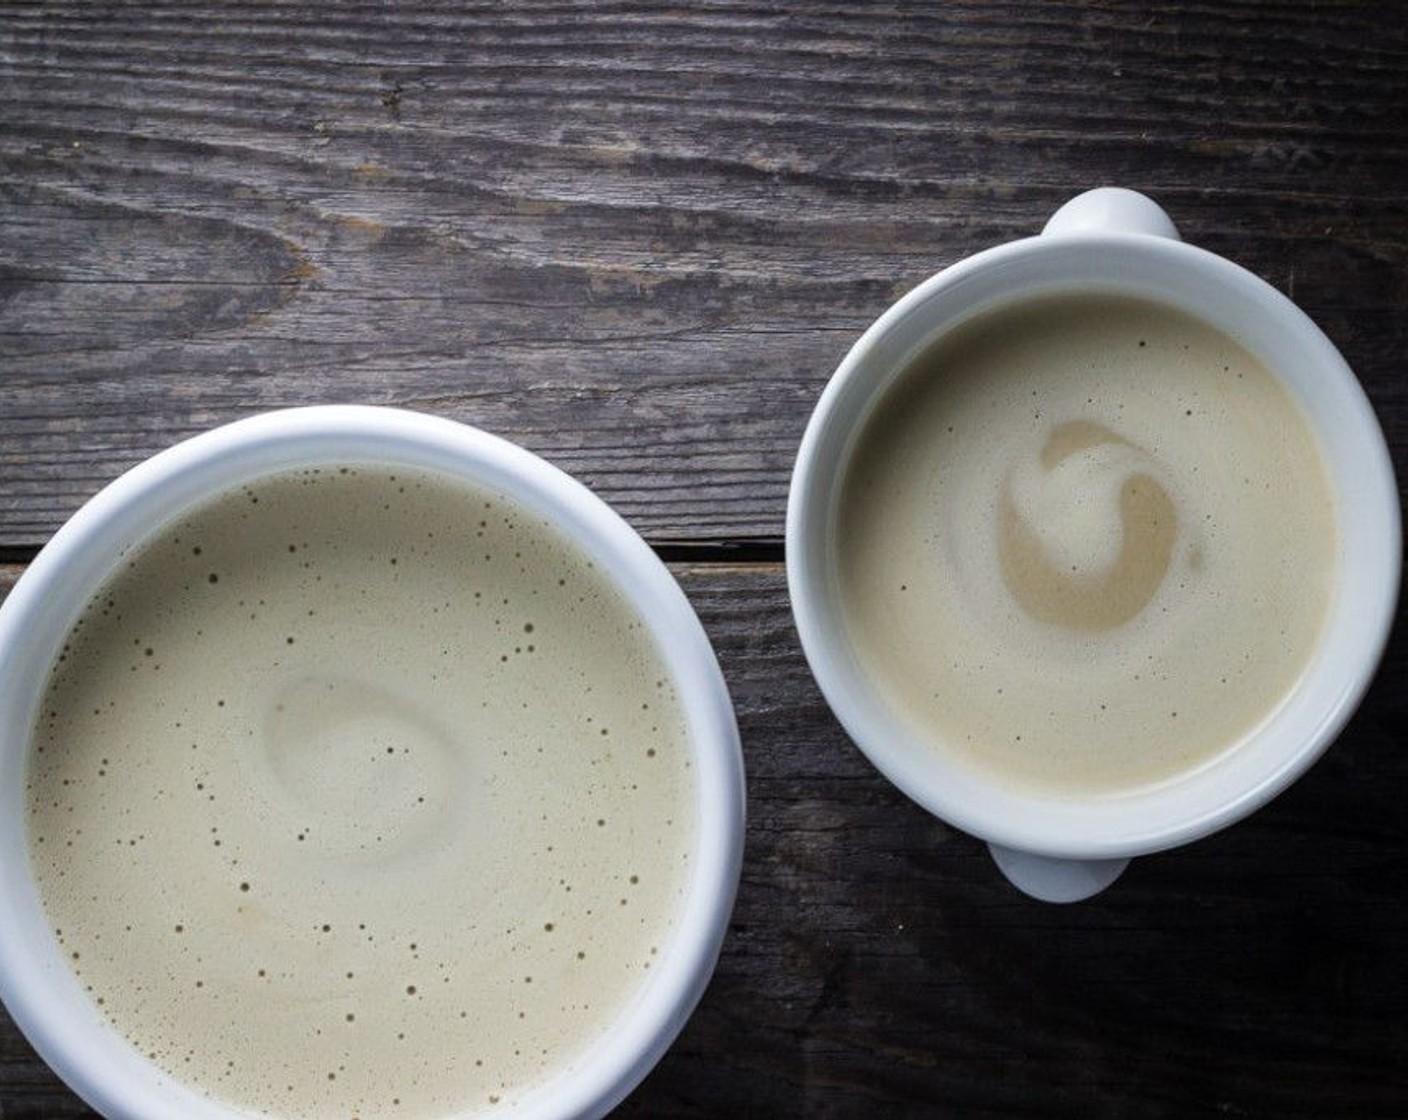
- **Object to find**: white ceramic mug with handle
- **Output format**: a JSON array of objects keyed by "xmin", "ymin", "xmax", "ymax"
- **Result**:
[{"xmin": 787, "ymin": 188, "xmax": 1399, "ymax": 902}]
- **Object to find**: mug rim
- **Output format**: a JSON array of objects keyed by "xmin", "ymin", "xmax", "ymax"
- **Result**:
[
  {"xmin": 786, "ymin": 232, "xmax": 1400, "ymax": 860},
  {"xmin": 0, "ymin": 405, "xmax": 746, "ymax": 1119}
]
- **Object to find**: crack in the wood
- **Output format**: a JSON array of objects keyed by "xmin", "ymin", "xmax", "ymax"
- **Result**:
[
  {"xmin": 653, "ymin": 538, "xmax": 783, "ymax": 563},
  {"xmin": 0, "ymin": 541, "xmax": 785, "ymax": 567}
]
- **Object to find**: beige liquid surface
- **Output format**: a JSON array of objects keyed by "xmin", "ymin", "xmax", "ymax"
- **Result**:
[
  {"xmin": 26, "ymin": 467, "xmax": 694, "ymax": 1118},
  {"xmin": 836, "ymin": 294, "xmax": 1338, "ymax": 796}
]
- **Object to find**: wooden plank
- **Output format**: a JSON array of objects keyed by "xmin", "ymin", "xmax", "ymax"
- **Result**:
[
  {"xmin": 3, "ymin": 2, "xmax": 1407, "ymax": 546},
  {"xmin": 2, "ymin": 562, "xmax": 1406, "ymax": 1117}
]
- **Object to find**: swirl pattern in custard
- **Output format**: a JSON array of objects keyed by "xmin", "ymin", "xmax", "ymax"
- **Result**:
[{"xmin": 835, "ymin": 294, "xmax": 1337, "ymax": 796}]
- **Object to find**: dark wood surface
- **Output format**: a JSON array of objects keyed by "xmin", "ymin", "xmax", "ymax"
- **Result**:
[{"xmin": 2, "ymin": 3, "xmax": 1406, "ymax": 1117}]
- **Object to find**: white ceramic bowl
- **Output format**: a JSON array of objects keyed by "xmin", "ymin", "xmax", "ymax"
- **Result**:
[
  {"xmin": 787, "ymin": 189, "xmax": 1400, "ymax": 901},
  {"xmin": 0, "ymin": 405, "xmax": 746, "ymax": 1118}
]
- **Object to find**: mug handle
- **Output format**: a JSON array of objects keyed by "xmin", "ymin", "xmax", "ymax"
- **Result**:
[
  {"xmin": 987, "ymin": 843, "xmax": 1130, "ymax": 904},
  {"xmin": 983, "ymin": 188, "xmax": 1180, "ymax": 904},
  {"xmin": 1041, "ymin": 186, "xmax": 1182, "ymax": 241}
]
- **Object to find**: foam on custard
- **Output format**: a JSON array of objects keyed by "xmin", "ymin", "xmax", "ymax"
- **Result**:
[
  {"xmin": 26, "ymin": 467, "xmax": 695, "ymax": 1118},
  {"xmin": 836, "ymin": 294, "xmax": 1338, "ymax": 796}
]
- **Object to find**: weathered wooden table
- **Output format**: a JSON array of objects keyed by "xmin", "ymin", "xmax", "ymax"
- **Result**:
[{"xmin": 3, "ymin": 4, "xmax": 1406, "ymax": 1117}]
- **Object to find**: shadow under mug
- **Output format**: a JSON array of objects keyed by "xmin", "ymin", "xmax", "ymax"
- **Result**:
[
  {"xmin": 0, "ymin": 405, "xmax": 746, "ymax": 1119},
  {"xmin": 786, "ymin": 188, "xmax": 1400, "ymax": 902}
]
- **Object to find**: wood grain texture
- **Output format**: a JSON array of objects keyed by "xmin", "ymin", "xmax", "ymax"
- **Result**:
[
  {"xmin": 1, "ymin": 563, "xmax": 1406, "ymax": 1118},
  {"xmin": 3, "ymin": 3, "xmax": 1408, "ymax": 1118},
  {"xmin": 3, "ymin": 1, "xmax": 1407, "ymax": 546}
]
